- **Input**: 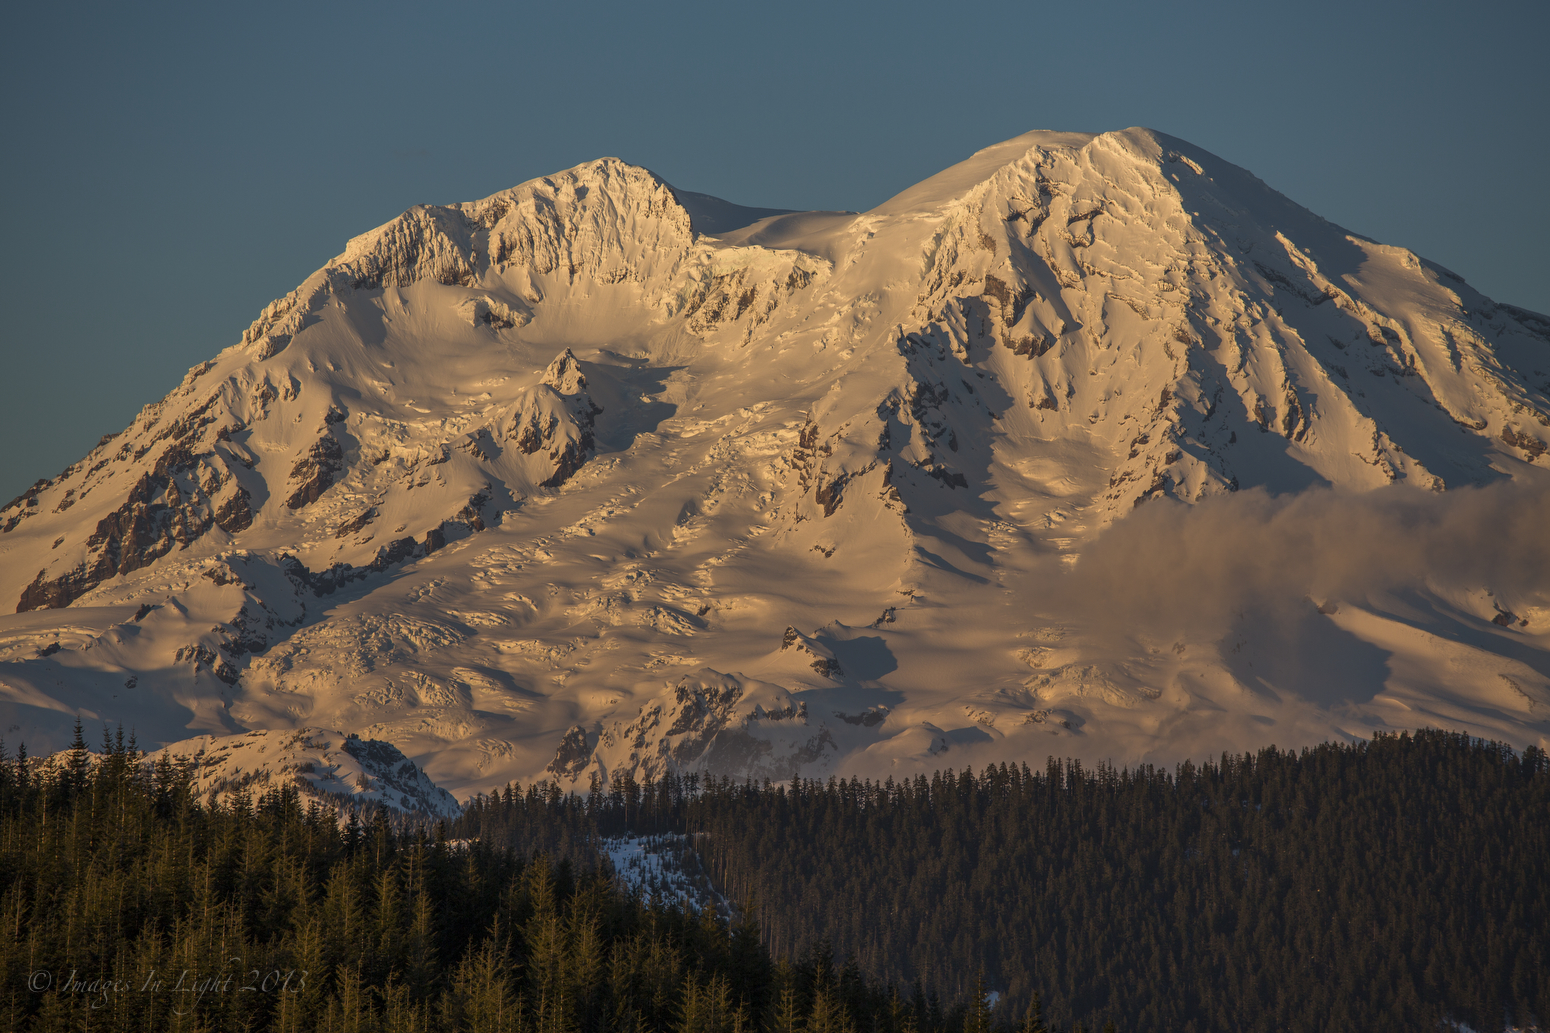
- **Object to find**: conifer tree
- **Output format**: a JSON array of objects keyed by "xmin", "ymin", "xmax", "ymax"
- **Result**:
[
  {"xmin": 963, "ymin": 972, "xmax": 992, "ymax": 1033},
  {"xmin": 447, "ymin": 922, "xmax": 518, "ymax": 1033},
  {"xmin": 65, "ymin": 717, "xmax": 88, "ymax": 797},
  {"xmin": 403, "ymin": 845, "xmax": 440, "ymax": 999},
  {"xmin": 807, "ymin": 982, "xmax": 854, "ymax": 1033},
  {"xmin": 1019, "ymin": 991, "xmax": 1048, "ymax": 1033},
  {"xmin": 524, "ymin": 854, "xmax": 570, "ymax": 1029},
  {"xmin": 771, "ymin": 980, "xmax": 804, "ymax": 1033}
]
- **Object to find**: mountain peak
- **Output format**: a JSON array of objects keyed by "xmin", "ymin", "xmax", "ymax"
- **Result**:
[{"xmin": 1, "ymin": 132, "xmax": 1546, "ymax": 798}]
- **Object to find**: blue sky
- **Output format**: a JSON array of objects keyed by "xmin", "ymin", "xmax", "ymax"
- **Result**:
[{"xmin": 1, "ymin": 0, "xmax": 1545, "ymax": 503}]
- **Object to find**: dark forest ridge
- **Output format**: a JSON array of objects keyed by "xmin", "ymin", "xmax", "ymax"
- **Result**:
[{"xmin": 5, "ymin": 729, "xmax": 1544, "ymax": 1030}]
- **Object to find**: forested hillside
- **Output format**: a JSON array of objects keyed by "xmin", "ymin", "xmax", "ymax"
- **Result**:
[
  {"xmin": 5, "ymin": 729, "xmax": 1545, "ymax": 1031},
  {"xmin": 462, "ymin": 730, "xmax": 1550, "ymax": 1032},
  {"xmin": 0, "ymin": 729, "xmax": 1094, "ymax": 1032}
]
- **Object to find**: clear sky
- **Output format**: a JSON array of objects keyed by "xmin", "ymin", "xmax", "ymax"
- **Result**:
[{"xmin": 1, "ymin": 0, "xmax": 1546, "ymax": 504}]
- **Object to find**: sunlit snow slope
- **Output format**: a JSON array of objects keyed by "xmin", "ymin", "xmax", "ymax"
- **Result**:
[{"xmin": 2, "ymin": 129, "xmax": 1547, "ymax": 798}]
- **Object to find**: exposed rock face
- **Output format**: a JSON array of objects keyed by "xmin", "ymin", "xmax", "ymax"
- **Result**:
[
  {"xmin": 341, "ymin": 206, "xmax": 479, "ymax": 291},
  {"xmin": 1, "ymin": 479, "xmax": 52, "ymax": 530},
  {"xmin": 546, "ymin": 724, "xmax": 592, "ymax": 778},
  {"xmin": 779, "ymin": 627, "xmax": 844, "ymax": 680},
  {"xmin": 214, "ymin": 487, "xmax": 254, "ymax": 533},
  {"xmin": 17, "ymin": 440, "xmax": 248, "ymax": 611},
  {"xmin": 174, "ymin": 643, "xmax": 240, "ymax": 685},
  {"xmin": 1502, "ymin": 426, "xmax": 1548, "ymax": 460},
  {"xmin": 335, "ymin": 508, "xmax": 375, "ymax": 538},
  {"xmin": 587, "ymin": 669, "xmax": 834, "ymax": 784},
  {"xmin": 286, "ymin": 435, "xmax": 345, "ymax": 510},
  {"xmin": 456, "ymin": 491, "xmax": 490, "ymax": 532},
  {"xmin": 506, "ymin": 349, "xmax": 604, "ymax": 488}
]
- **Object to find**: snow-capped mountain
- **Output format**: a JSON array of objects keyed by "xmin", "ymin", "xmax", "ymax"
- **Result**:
[{"xmin": 1, "ymin": 128, "xmax": 1546, "ymax": 799}]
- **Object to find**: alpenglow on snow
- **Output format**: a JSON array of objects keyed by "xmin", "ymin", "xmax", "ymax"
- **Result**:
[{"xmin": 1, "ymin": 128, "xmax": 1547, "ymax": 799}]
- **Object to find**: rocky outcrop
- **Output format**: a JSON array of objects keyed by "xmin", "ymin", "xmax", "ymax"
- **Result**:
[
  {"xmin": 546, "ymin": 725, "xmax": 593, "ymax": 779},
  {"xmin": 506, "ymin": 350, "xmax": 604, "ymax": 489},
  {"xmin": 455, "ymin": 490, "xmax": 492, "ymax": 532},
  {"xmin": 588, "ymin": 669, "xmax": 832, "ymax": 784},
  {"xmin": 174, "ymin": 643, "xmax": 239, "ymax": 685},
  {"xmin": 335, "ymin": 508, "xmax": 376, "ymax": 538},
  {"xmin": 338, "ymin": 206, "xmax": 479, "ymax": 291},
  {"xmin": 219, "ymin": 602, "xmax": 277, "ymax": 657},
  {"xmin": 17, "ymin": 444, "xmax": 244, "ymax": 611},
  {"xmin": 242, "ymin": 273, "xmax": 337, "ymax": 360},
  {"xmin": 285, "ymin": 435, "xmax": 345, "ymax": 510},
  {"xmin": 835, "ymin": 706, "xmax": 889, "ymax": 727},
  {"xmin": 779, "ymin": 626, "xmax": 845, "ymax": 680},
  {"xmin": 213, "ymin": 486, "xmax": 254, "ymax": 533},
  {"xmin": 1, "ymin": 479, "xmax": 51, "ymax": 528},
  {"xmin": 1502, "ymin": 426, "xmax": 1547, "ymax": 461}
]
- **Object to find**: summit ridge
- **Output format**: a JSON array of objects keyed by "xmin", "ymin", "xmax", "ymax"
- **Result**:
[{"xmin": 1, "ymin": 128, "xmax": 1546, "ymax": 798}]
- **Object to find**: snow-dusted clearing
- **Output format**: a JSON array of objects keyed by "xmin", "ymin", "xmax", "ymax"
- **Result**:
[
  {"xmin": 1, "ymin": 129, "xmax": 1546, "ymax": 799},
  {"xmin": 603, "ymin": 834, "xmax": 725, "ymax": 914}
]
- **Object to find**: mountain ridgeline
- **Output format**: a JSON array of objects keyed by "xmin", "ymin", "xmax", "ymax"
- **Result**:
[{"xmin": 0, "ymin": 128, "xmax": 1547, "ymax": 797}]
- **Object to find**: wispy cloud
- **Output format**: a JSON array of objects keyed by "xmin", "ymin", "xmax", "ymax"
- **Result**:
[{"xmin": 1053, "ymin": 480, "xmax": 1550, "ymax": 645}]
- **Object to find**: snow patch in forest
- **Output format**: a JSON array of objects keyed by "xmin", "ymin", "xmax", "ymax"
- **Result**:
[{"xmin": 603, "ymin": 834, "xmax": 728, "ymax": 916}]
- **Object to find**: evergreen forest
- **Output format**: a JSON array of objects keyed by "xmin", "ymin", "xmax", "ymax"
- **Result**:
[
  {"xmin": 465, "ymin": 730, "xmax": 1549, "ymax": 1032},
  {"xmin": 0, "ymin": 727, "xmax": 1078, "ymax": 1033},
  {"xmin": 2, "ymin": 727, "xmax": 1546, "ymax": 1032}
]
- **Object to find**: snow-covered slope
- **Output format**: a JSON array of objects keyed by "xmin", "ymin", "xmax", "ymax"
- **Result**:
[
  {"xmin": 1, "ymin": 129, "xmax": 1547, "ymax": 798},
  {"xmin": 29, "ymin": 727, "xmax": 460, "ymax": 818},
  {"xmin": 149, "ymin": 728, "xmax": 462, "ymax": 818}
]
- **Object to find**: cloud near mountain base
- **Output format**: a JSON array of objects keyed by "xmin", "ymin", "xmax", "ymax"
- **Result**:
[{"xmin": 1054, "ymin": 479, "xmax": 1550, "ymax": 647}]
